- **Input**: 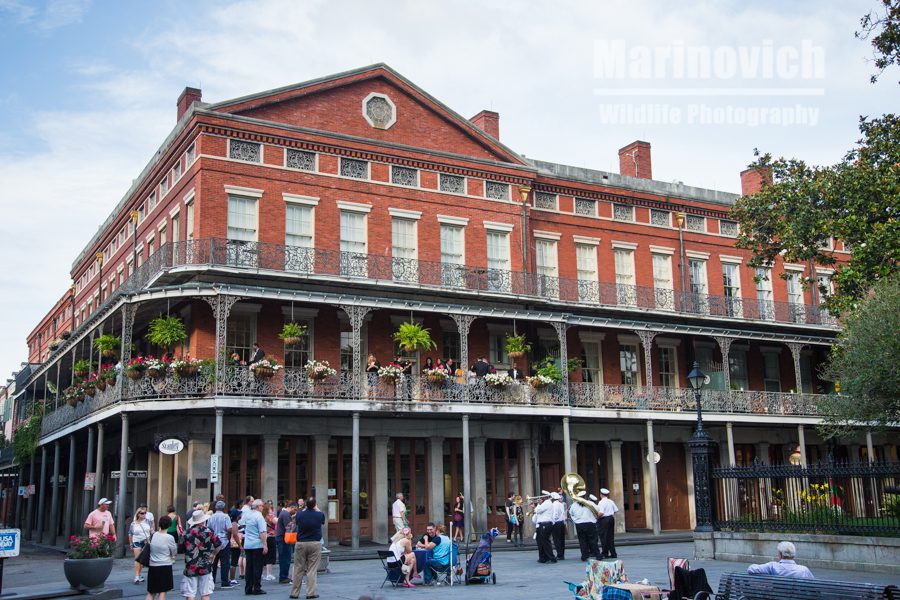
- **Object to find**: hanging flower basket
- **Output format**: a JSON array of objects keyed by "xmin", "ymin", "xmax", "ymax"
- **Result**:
[
  {"xmin": 67, "ymin": 396, "xmax": 78, "ymax": 407},
  {"xmin": 507, "ymin": 351, "xmax": 525, "ymax": 360},
  {"xmin": 527, "ymin": 375, "xmax": 553, "ymax": 391},
  {"xmin": 147, "ymin": 367, "xmax": 166, "ymax": 379},
  {"xmin": 254, "ymin": 366, "xmax": 275, "ymax": 379},
  {"xmin": 424, "ymin": 368, "xmax": 448, "ymax": 386},
  {"xmin": 378, "ymin": 363, "xmax": 404, "ymax": 385},
  {"xmin": 484, "ymin": 372, "xmax": 513, "ymax": 389},
  {"xmin": 74, "ymin": 369, "xmax": 88, "ymax": 379},
  {"xmin": 95, "ymin": 380, "xmax": 107, "ymax": 392},
  {"xmin": 282, "ymin": 336, "xmax": 302, "ymax": 347},
  {"xmin": 76, "ymin": 392, "xmax": 85, "ymax": 403},
  {"xmin": 305, "ymin": 360, "xmax": 336, "ymax": 381},
  {"xmin": 427, "ymin": 374, "xmax": 447, "ymax": 386},
  {"xmin": 175, "ymin": 364, "xmax": 199, "ymax": 377},
  {"xmin": 102, "ymin": 349, "xmax": 117, "ymax": 358},
  {"xmin": 83, "ymin": 385, "xmax": 96, "ymax": 397},
  {"xmin": 125, "ymin": 368, "xmax": 143, "ymax": 381}
]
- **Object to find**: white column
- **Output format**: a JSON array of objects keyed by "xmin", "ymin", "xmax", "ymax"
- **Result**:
[
  {"xmin": 83, "ymin": 427, "xmax": 95, "ymax": 523},
  {"xmin": 115, "ymin": 413, "xmax": 129, "ymax": 558},
  {"xmin": 261, "ymin": 435, "xmax": 279, "ymax": 506},
  {"xmin": 212, "ymin": 409, "xmax": 224, "ymax": 499},
  {"xmin": 64, "ymin": 435, "xmax": 77, "ymax": 539},
  {"xmin": 608, "ymin": 441, "xmax": 626, "ymax": 533},
  {"xmin": 428, "ymin": 437, "xmax": 445, "ymax": 527},
  {"xmin": 798, "ymin": 425, "xmax": 808, "ymax": 467},
  {"xmin": 472, "ymin": 438, "xmax": 487, "ymax": 535},
  {"xmin": 646, "ymin": 421, "xmax": 661, "ymax": 535},
  {"xmin": 94, "ymin": 421, "xmax": 105, "ymax": 506},
  {"xmin": 562, "ymin": 417, "xmax": 572, "ymax": 474},
  {"xmin": 351, "ymin": 413, "xmax": 360, "ymax": 550},
  {"xmin": 313, "ymin": 435, "xmax": 330, "ymax": 542},
  {"xmin": 518, "ymin": 440, "xmax": 535, "ymax": 539},
  {"xmin": 725, "ymin": 422, "xmax": 736, "ymax": 466},
  {"xmin": 866, "ymin": 431, "xmax": 875, "ymax": 463},
  {"xmin": 462, "ymin": 416, "xmax": 471, "ymax": 542},
  {"xmin": 372, "ymin": 436, "xmax": 389, "ymax": 544}
]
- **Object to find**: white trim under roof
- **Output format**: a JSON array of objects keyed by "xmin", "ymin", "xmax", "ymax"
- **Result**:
[
  {"xmin": 533, "ymin": 230, "xmax": 561, "ymax": 240},
  {"xmin": 437, "ymin": 215, "xmax": 469, "ymax": 226},
  {"xmin": 224, "ymin": 185, "xmax": 264, "ymax": 198},
  {"xmin": 283, "ymin": 193, "xmax": 320, "ymax": 207},
  {"xmin": 483, "ymin": 220, "xmax": 514, "ymax": 232},
  {"xmin": 573, "ymin": 235, "xmax": 601, "ymax": 246},
  {"xmin": 336, "ymin": 200, "xmax": 372, "ymax": 214},
  {"xmin": 388, "ymin": 207, "xmax": 422, "ymax": 220}
]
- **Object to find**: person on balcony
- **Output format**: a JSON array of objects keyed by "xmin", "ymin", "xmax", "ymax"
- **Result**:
[
  {"xmin": 747, "ymin": 541, "xmax": 814, "ymax": 579},
  {"xmin": 444, "ymin": 358, "xmax": 457, "ymax": 376},
  {"xmin": 507, "ymin": 362, "xmax": 525, "ymax": 381},
  {"xmin": 248, "ymin": 343, "xmax": 265, "ymax": 366},
  {"xmin": 471, "ymin": 356, "xmax": 492, "ymax": 378}
]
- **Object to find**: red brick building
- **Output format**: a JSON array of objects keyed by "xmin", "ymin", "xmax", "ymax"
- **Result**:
[{"xmin": 10, "ymin": 64, "xmax": 896, "ymax": 549}]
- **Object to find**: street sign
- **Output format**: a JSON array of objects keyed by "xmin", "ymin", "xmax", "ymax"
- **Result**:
[
  {"xmin": 84, "ymin": 472, "xmax": 95, "ymax": 491},
  {"xmin": 209, "ymin": 454, "xmax": 220, "ymax": 484},
  {"xmin": 16, "ymin": 487, "xmax": 24, "ymax": 497},
  {"xmin": 111, "ymin": 470, "xmax": 148, "ymax": 479},
  {"xmin": 0, "ymin": 529, "xmax": 20, "ymax": 558}
]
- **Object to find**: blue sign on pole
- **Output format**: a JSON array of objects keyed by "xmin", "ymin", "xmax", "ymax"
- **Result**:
[{"xmin": 0, "ymin": 529, "xmax": 20, "ymax": 558}]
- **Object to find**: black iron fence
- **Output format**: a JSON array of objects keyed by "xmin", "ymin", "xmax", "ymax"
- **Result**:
[{"xmin": 712, "ymin": 460, "xmax": 900, "ymax": 537}]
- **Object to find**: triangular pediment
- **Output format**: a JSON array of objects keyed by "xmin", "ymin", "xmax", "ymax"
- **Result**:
[{"xmin": 210, "ymin": 64, "xmax": 525, "ymax": 164}]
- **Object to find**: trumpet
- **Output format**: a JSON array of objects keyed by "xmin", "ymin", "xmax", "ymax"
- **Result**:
[{"xmin": 525, "ymin": 490, "xmax": 552, "ymax": 504}]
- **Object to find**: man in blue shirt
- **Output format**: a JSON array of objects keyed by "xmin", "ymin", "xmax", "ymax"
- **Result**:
[
  {"xmin": 242, "ymin": 499, "xmax": 269, "ymax": 595},
  {"xmin": 289, "ymin": 497, "xmax": 325, "ymax": 600},
  {"xmin": 747, "ymin": 541, "xmax": 814, "ymax": 579},
  {"xmin": 207, "ymin": 501, "xmax": 235, "ymax": 589}
]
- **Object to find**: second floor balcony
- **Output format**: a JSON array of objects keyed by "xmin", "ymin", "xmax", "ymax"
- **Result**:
[{"xmin": 38, "ymin": 366, "xmax": 827, "ymax": 437}]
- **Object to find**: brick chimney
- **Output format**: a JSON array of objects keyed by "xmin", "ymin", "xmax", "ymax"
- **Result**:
[
  {"xmin": 470, "ymin": 110, "xmax": 500, "ymax": 139},
  {"xmin": 740, "ymin": 166, "xmax": 772, "ymax": 196},
  {"xmin": 177, "ymin": 87, "xmax": 202, "ymax": 121},
  {"xmin": 618, "ymin": 141, "xmax": 652, "ymax": 179}
]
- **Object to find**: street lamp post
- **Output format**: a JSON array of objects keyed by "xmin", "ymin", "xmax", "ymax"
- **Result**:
[{"xmin": 687, "ymin": 361, "xmax": 717, "ymax": 532}]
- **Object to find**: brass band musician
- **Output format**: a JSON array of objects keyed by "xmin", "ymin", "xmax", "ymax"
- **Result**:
[{"xmin": 570, "ymin": 490, "xmax": 602, "ymax": 562}]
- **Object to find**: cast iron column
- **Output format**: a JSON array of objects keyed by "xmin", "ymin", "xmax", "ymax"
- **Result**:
[{"xmin": 689, "ymin": 386, "xmax": 717, "ymax": 532}]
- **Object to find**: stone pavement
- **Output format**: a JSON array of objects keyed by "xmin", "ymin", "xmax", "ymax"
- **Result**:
[{"xmin": 4, "ymin": 541, "xmax": 898, "ymax": 599}]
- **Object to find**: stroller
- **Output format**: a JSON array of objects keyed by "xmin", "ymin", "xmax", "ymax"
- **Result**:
[{"xmin": 465, "ymin": 528, "xmax": 499, "ymax": 585}]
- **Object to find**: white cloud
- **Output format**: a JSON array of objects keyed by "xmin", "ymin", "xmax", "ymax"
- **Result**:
[{"xmin": 0, "ymin": 0, "xmax": 91, "ymax": 32}]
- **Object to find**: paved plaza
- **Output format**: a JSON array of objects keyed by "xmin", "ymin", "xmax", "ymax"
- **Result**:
[{"xmin": 4, "ymin": 541, "xmax": 898, "ymax": 599}]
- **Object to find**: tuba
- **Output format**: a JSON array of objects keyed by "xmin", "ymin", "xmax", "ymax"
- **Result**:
[{"xmin": 561, "ymin": 472, "xmax": 599, "ymax": 518}]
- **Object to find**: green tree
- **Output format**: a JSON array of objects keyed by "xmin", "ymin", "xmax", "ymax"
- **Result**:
[
  {"xmin": 818, "ymin": 273, "xmax": 900, "ymax": 437},
  {"xmin": 732, "ymin": 114, "xmax": 900, "ymax": 315},
  {"xmin": 858, "ymin": 0, "xmax": 900, "ymax": 83}
]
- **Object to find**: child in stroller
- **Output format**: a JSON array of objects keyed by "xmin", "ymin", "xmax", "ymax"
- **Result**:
[{"xmin": 465, "ymin": 528, "xmax": 499, "ymax": 584}]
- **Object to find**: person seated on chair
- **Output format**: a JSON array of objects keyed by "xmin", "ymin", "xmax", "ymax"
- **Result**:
[
  {"xmin": 416, "ymin": 522, "xmax": 441, "ymax": 551},
  {"xmin": 747, "ymin": 541, "xmax": 814, "ymax": 579},
  {"xmin": 388, "ymin": 527, "xmax": 418, "ymax": 588},
  {"xmin": 430, "ymin": 525, "xmax": 451, "ymax": 567}
]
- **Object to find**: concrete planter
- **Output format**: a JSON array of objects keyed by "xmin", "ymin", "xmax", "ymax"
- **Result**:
[
  {"xmin": 694, "ymin": 531, "xmax": 900, "ymax": 575},
  {"xmin": 63, "ymin": 557, "xmax": 114, "ymax": 590}
]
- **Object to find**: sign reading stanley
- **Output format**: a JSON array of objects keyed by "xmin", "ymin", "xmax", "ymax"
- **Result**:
[{"xmin": 157, "ymin": 437, "xmax": 185, "ymax": 455}]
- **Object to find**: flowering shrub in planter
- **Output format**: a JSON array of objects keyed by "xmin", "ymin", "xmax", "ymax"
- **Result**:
[
  {"xmin": 527, "ymin": 374, "xmax": 554, "ymax": 390},
  {"xmin": 171, "ymin": 355, "xmax": 202, "ymax": 377},
  {"xmin": 378, "ymin": 363, "xmax": 404, "ymax": 384},
  {"xmin": 64, "ymin": 534, "xmax": 114, "ymax": 590},
  {"xmin": 484, "ymin": 372, "xmax": 513, "ymax": 388},
  {"xmin": 305, "ymin": 359, "xmax": 336, "ymax": 380},
  {"xmin": 82, "ymin": 374, "xmax": 99, "ymax": 397},
  {"xmin": 252, "ymin": 358, "xmax": 283, "ymax": 379},
  {"xmin": 98, "ymin": 364, "xmax": 116, "ymax": 390},
  {"xmin": 73, "ymin": 359, "xmax": 93, "ymax": 379},
  {"xmin": 145, "ymin": 355, "xmax": 171, "ymax": 379},
  {"xmin": 424, "ymin": 368, "xmax": 449, "ymax": 385},
  {"xmin": 68, "ymin": 533, "xmax": 114, "ymax": 559},
  {"xmin": 125, "ymin": 356, "xmax": 148, "ymax": 380}
]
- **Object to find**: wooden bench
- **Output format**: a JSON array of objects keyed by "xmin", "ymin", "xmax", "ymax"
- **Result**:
[{"xmin": 712, "ymin": 572, "xmax": 898, "ymax": 600}]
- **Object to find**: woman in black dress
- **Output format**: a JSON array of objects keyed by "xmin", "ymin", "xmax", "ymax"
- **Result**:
[{"xmin": 146, "ymin": 515, "xmax": 177, "ymax": 600}]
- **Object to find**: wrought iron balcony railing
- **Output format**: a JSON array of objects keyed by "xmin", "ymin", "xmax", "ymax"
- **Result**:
[
  {"xmin": 142, "ymin": 238, "xmax": 837, "ymax": 326},
  {"xmin": 38, "ymin": 368, "xmax": 825, "ymax": 436}
]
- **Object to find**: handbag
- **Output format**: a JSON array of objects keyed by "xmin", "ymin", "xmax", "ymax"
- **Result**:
[
  {"xmin": 284, "ymin": 531, "xmax": 297, "ymax": 544},
  {"xmin": 136, "ymin": 541, "xmax": 151, "ymax": 567}
]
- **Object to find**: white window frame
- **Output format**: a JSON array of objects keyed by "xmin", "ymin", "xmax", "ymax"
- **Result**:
[
  {"xmin": 339, "ymin": 208, "xmax": 369, "ymax": 277},
  {"xmin": 657, "ymin": 343, "xmax": 679, "ymax": 388},
  {"xmin": 485, "ymin": 227, "xmax": 511, "ymax": 293},
  {"xmin": 534, "ymin": 237, "xmax": 559, "ymax": 299},
  {"xmin": 391, "ymin": 215, "xmax": 419, "ymax": 283},
  {"xmin": 575, "ymin": 241, "xmax": 599, "ymax": 303},
  {"xmin": 755, "ymin": 267, "xmax": 774, "ymax": 320},
  {"xmin": 651, "ymin": 251, "xmax": 674, "ymax": 310},
  {"xmin": 440, "ymin": 222, "xmax": 466, "ymax": 287},
  {"xmin": 613, "ymin": 245, "xmax": 637, "ymax": 306},
  {"xmin": 721, "ymin": 259, "xmax": 743, "ymax": 318}
]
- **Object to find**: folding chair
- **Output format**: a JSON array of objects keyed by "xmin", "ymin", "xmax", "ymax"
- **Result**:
[
  {"xmin": 660, "ymin": 557, "xmax": 689, "ymax": 599},
  {"xmin": 670, "ymin": 566, "xmax": 714, "ymax": 600},
  {"xmin": 429, "ymin": 542, "xmax": 460, "ymax": 586},
  {"xmin": 377, "ymin": 550, "xmax": 403, "ymax": 588}
]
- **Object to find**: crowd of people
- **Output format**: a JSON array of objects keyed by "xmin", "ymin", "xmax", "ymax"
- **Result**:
[
  {"xmin": 530, "ymin": 487, "xmax": 619, "ymax": 564},
  {"xmin": 83, "ymin": 494, "xmax": 325, "ymax": 600}
]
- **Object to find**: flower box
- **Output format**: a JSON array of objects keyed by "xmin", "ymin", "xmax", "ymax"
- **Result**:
[
  {"xmin": 147, "ymin": 367, "xmax": 166, "ymax": 379},
  {"xmin": 254, "ymin": 366, "xmax": 275, "ymax": 379},
  {"xmin": 74, "ymin": 369, "xmax": 88, "ymax": 379},
  {"xmin": 83, "ymin": 385, "xmax": 96, "ymax": 397},
  {"xmin": 125, "ymin": 368, "xmax": 143, "ymax": 381},
  {"xmin": 175, "ymin": 364, "xmax": 199, "ymax": 377},
  {"xmin": 95, "ymin": 380, "xmax": 107, "ymax": 392},
  {"xmin": 427, "ymin": 373, "xmax": 447, "ymax": 386}
]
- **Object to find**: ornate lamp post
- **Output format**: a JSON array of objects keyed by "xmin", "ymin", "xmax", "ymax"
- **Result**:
[{"xmin": 687, "ymin": 361, "xmax": 717, "ymax": 532}]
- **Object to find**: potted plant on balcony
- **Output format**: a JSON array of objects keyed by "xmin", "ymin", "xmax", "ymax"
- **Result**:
[
  {"xmin": 377, "ymin": 362, "xmax": 404, "ymax": 384},
  {"xmin": 171, "ymin": 355, "xmax": 202, "ymax": 378},
  {"xmin": 146, "ymin": 315, "xmax": 187, "ymax": 355},
  {"xmin": 49, "ymin": 339, "xmax": 61, "ymax": 351},
  {"xmin": 92, "ymin": 334, "xmax": 121, "ymax": 359},
  {"xmin": 528, "ymin": 357, "xmax": 562, "ymax": 390},
  {"xmin": 146, "ymin": 356, "xmax": 171, "ymax": 379},
  {"xmin": 392, "ymin": 322, "xmax": 437, "ymax": 354},
  {"xmin": 82, "ymin": 373, "xmax": 98, "ymax": 397},
  {"xmin": 73, "ymin": 359, "xmax": 92, "ymax": 379},
  {"xmin": 279, "ymin": 322, "xmax": 307, "ymax": 347},
  {"xmin": 124, "ymin": 357, "xmax": 147, "ymax": 380},
  {"xmin": 64, "ymin": 533, "xmax": 115, "ymax": 590},
  {"xmin": 63, "ymin": 386, "xmax": 78, "ymax": 406},
  {"xmin": 424, "ymin": 367, "xmax": 449, "ymax": 386},
  {"xmin": 95, "ymin": 365, "xmax": 115, "ymax": 391},
  {"xmin": 505, "ymin": 334, "xmax": 532, "ymax": 361},
  {"xmin": 252, "ymin": 357, "xmax": 282, "ymax": 379},
  {"xmin": 305, "ymin": 359, "xmax": 336, "ymax": 381},
  {"xmin": 60, "ymin": 331, "xmax": 71, "ymax": 340},
  {"xmin": 484, "ymin": 372, "xmax": 513, "ymax": 389}
]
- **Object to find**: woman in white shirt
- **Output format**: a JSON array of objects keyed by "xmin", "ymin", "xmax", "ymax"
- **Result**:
[
  {"xmin": 129, "ymin": 509, "xmax": 152, "ymax": 584},
  {"xmin": 146, "ymin": 515, "xmax": 178, "ymax": 600}
]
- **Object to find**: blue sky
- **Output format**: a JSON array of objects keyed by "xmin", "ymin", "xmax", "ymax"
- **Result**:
[{"xmin": 0, "ymin": 0, "xmax": 896, "ymax": 381}]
